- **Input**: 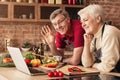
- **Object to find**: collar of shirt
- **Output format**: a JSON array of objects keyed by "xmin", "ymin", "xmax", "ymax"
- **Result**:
[{"xmin": 94, "ymin": 24, "xmax": 104, "ymax": 39}]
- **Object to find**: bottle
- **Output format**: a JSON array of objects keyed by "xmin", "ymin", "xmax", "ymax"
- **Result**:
[
  {"xmin": 78, "ymin": 0, "xmax": 83, "ymax": 4},
  {"xmin": 32, "ymin": 45, "xmax": 38, "ymax": 59},
  {"xmin": 68, "ymin": 0, "xmax": 72, "ymax": 5},
  {"xmin": 55, "ymin": 0, "xmax": 62, "ymax": 4},
  {"xmin": 73, "ymin": 0, "xmax": 76, "ymax": 5},
  {"xmin": 38, "ymin": 43, "xmax": 44, "ymax": 59},
  {"xmin": 29, "ymin": 13, "xmax": 33, "ymax": 19},
  {"xmin": 41, "ymin": 0, "xmax": 48, "ymax": 3},
  {"xmin": 76, "ymin": 0, "xmax": 83, "ymax": 5}
]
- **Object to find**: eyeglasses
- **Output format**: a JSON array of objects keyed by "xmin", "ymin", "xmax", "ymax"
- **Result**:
[{"xmin": 52, "ymin": 17, "xmax": 66, "ymax": 27}]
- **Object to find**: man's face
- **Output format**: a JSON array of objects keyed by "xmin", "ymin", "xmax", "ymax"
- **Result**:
[
  {"xmin": 51, "ymin": 14, "xmax": 70, "ymax": 35},
  {"xmin": 80, "ymin": 13, "xmax": 99, "ymax": 34}
]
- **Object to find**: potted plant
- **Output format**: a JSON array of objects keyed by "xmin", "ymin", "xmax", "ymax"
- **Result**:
[{"xmin": 21, "ymin": 41, "xmax": 31, "ymax": 52}]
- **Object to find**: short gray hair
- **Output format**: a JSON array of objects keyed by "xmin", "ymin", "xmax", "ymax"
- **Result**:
[
  {"xmin": 78, "ymin": 4, "xmax": 106, "ymax": 23},
  {"xmin": 50, "ymin": 9, "xmax": 69, "ymax": 21}
]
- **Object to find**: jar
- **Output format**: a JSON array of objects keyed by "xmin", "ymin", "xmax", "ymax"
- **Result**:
[
  {"xmin": 29, "ymin": 0, "xmax": 34, "ymax": 3},
  {"xmin": 41, "ymin": 0, "xmax": 48, "ymax": 3},
  {"xmin": 1, "ymin": 0, "xmax": 6, "ymax": 2},
  {"xmin": 55, "ymin": 0, "xmax": 62, "ymax": 4},
  {"xmin": 16, "ymin": 0, "xmax": 21, "ymax": 2},
  {"xmin": 48, "ymin": 0, "xmax": 54, "ymax": 4}
]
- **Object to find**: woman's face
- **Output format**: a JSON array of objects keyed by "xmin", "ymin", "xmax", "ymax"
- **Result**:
[
  {"xmin": 80, "ymin": 13, "xmax": 100, "ymax": 34},
  {"xmin": 51, "ymin": 14, "xmax": 70, "ymax": 35}
]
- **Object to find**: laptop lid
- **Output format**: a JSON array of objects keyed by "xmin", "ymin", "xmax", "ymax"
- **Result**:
[{"xmin": 7, "ymin": 47, "xmax": 46, "ymax": 75}]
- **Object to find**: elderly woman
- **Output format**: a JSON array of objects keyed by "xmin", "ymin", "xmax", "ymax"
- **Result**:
[{"xmin": 78, "ymin": 4, "xmax": 120, "ymax": 72}]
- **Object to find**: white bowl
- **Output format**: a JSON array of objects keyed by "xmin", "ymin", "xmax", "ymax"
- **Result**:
[
  {"xmin": 21, "ymin": 47, "xmax": 31, "ymax": 52},
  {"xmin": 53, "ymin": 56, "xmax": 62, "ymax": 62}
]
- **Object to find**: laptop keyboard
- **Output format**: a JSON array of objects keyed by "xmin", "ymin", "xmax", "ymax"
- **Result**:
[{"xmin": 29, "ymin": 67, "xmax": 45, "ymax": 73}]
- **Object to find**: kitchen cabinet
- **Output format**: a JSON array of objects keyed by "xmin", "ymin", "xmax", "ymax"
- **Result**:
[
  {"xmin": 38, "ymin": 4, "xmax": 61, "ymax": 22},
  {"xmin": 11, "ymin": 2, "xmax": 37, "ymax": 22},
  {"xmin": 0, "ymin": 0, "xmax": 86, "ymax": 22},
  {"xmin": 0, "ymin": 2, "xmax": 11, "ymax": 21}
]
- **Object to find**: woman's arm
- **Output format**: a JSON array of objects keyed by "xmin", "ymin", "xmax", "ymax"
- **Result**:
[{"xmin": 82, "ymin": 34, "xmax": 95, "ymax": 67}]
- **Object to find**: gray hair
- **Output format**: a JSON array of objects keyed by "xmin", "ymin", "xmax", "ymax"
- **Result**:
[
  {"xmin": 50, "ymin": 9, "xmax": 69, "ymax": 21},
  {"xmin": 78, "ymin": 4, "xmax": 106, "ymax": 23}
]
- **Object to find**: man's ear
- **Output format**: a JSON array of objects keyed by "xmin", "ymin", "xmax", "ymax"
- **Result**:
[
  {"xmin": 96, "ymin": 16, "xmax": 101, "ymax": 23},
  {"xmin": 66, "ymin": 17, "xmax": 70, "ymax": 23}
]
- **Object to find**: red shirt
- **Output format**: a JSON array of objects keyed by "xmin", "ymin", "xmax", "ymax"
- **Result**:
[{"xmin": 55, "ymin": 20, "xmax": 85, "ymax": 48}]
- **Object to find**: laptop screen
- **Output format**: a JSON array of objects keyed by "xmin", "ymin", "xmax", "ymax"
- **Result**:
[{"xmin": 7, "ymin": 47, "xmax": 46, "ymax": 75}]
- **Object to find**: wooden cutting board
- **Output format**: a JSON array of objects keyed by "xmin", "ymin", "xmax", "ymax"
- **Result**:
[{"xmin": 57, "ymin": 65, "xmax": 100, "ymax": 75}]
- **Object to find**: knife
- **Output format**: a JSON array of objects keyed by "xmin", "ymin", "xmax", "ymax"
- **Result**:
[{"xmin": 56, "ymin": 62, "xmax": 67, "ymax": 69}]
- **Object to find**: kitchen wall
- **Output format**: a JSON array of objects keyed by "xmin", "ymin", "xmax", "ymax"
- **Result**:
[
  {"xmin": 0, "ymin": 0, "xmax": 120, "ymax": 52},
  {"xmin": 0, "ymin": 22, "xmax": 52, "ymax": 52},
  {"xmin": 88, "ymin": 0, "xmax": 120, "ymax": 28}
]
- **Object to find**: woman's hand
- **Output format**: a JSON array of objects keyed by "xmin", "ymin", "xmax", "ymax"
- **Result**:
[
  {"xmin": 84, "ymin": 34, "xmax": 94, "ymax": 45},
  {"xmin": 41, "ymin": 25, "xmax": 55, "ymax": 45}
]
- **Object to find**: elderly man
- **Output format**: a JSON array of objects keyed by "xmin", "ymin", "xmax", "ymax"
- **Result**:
[{"xmin": 41, "ymin": 9, "xmax": 85, "ymax": 65}]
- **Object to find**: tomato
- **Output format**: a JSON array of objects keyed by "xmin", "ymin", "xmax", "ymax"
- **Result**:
[
  {"xmin": 68, "ymin": 68, "xmax": 73, "ymax": 72},
  {"xmin": 47, "ymin": 71, "xmax": 54, "ymax": 77},
  {"xmin": 2, "ymin": 58, "xmax": 13, "ymax": 63},
  {"xmin": 68, "ymin": 67, "xmax": 81, "ymax": 72},
  {"xmin": 24, "ymin": 59, "xmax": 31, "ymax": 65},
  {"xmin": 58, "ymin": 71, "xmax": 64, "ymax": 77},
  {"xmin": 31, "ymin": 59, "xmax": 41, "ymax": 67},
  {"xmin": 47, "ymin": 71, "xmax": 64, "ymax": 77},
  {"xmin": 53, "ymin": 71, "xmax": 59, "ymax": 77}
]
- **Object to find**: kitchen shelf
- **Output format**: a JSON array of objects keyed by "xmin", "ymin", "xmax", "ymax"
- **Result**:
[{"xmin": 0, "ymin": 0, "xmax": 86, "ymax": 22}]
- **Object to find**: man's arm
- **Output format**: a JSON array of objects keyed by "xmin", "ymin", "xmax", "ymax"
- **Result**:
[
  {"xmin": 48, "ymin": 41, "xmax": 64, "ymax": 56},
  {"xmin": 63, "ymin": 47, "xmax": 83, "ymax": 65}
]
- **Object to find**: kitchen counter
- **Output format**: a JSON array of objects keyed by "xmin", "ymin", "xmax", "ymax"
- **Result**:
[
  {"xmin": 0, "ymin": 66, "xmax": 120, "ymax": 80},
  {"xmin": 0, "ymin": 51, "xmax": 120, "ymax": 80},
  {"xmin": 0, "ymin": 66, "xmax": 95, "ymax": 80},
  {"xmin": 0, "ymin": 66, "xmax": 87, "ymax": 80}
]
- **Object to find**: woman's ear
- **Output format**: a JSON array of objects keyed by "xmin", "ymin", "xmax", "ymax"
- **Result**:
[{"xmin": 96, "ymin": 16, "xmax": 101, "ymax": 23}]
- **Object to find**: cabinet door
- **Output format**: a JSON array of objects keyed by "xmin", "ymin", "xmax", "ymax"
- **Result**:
[
  {"xmin": 38, "ymin": 4, "xmax": 61, "ymax": 22},
  {"xmin": 0, "ymin": 2, "xmax": 11, "ymax": 21},
  {"xmin": 65, "ymin": 7, "xmax": 83, "ymax": 20},
  {"xmin": 11, "ymin": 2, "xmax": 37, "ymax": 22}
]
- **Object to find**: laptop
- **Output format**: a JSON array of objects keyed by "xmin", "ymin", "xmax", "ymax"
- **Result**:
[{"xmin": 7, "ymin": 46, "xmax": 47, "ymax": 76}]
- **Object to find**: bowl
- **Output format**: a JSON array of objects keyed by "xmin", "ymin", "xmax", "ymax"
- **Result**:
[
  {"xmin": 21, "ymin": 47, "xmax": 31, "ymax": 52},
  {"xmin": 53, "ymin": 56, "xmax": 62, "ymax": 62}
]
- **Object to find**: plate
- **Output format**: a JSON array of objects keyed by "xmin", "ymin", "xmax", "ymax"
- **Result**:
[
  {"xmin": 0, "ymin": 62, "xmax": 15, "ymax": 67},
  {"xmin": 0, "ymin": 54, "xmax": 15, "ymax": 67}
]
